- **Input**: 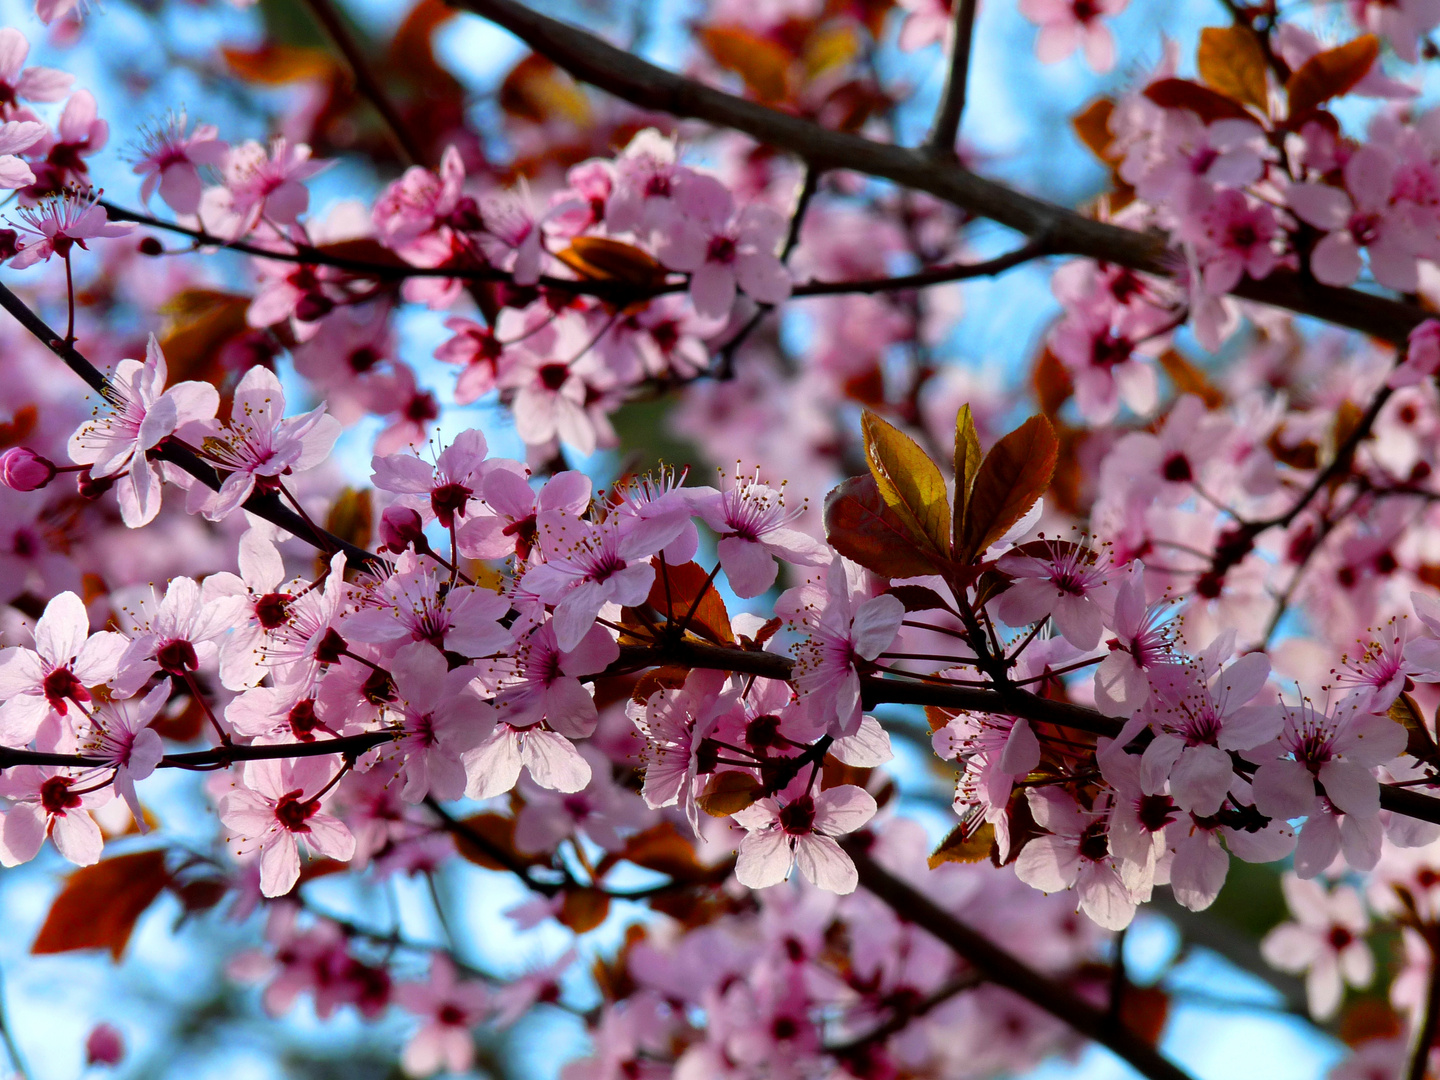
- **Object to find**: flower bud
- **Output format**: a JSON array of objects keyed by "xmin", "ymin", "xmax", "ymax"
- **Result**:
[
  {"xmin": 85, "ymin": 1023, "xmax": 124, "ymax": 1067},
  {"xmin": 0, "ymin": 446, "xmax": 55, "ymax": 491},
  {"xmin": 379, "ymin": 505, "xmax": 429, "ymax": 554},
  {"xmin": 77, "ymin": 467, "xmax": 116, "ymax": 500}
]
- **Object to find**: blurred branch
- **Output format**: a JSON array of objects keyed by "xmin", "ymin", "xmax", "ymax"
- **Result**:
[
  {"xmin": 445, "ymin": 0, "xmax": 1429, "ymax": 345},
  {"xmin": 0, "ymin": 967, "xmax": 28, "ymax": 1080},
  {"xmin": 1409, "ymin": 934, "xmax": 1440, "ymax": 1080},
  {"xmin": 845, "ymin": 840, "xmax": 1198, "ymax": 1080},
  {"xmin": 925, "ymin": 0, "xmax": 978, "ymax": 155},
  {"xmin": 301, "ymin": 0, "xmax": 426, "ymax": 167}
]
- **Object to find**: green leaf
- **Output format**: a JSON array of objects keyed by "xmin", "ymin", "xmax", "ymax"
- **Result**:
[
  {"xmin": 862, "ymin": 410, "xmax": 951, "ymax": 557},
  {"xmin": 960, "ymin": 415, "xmax": 1058, "ymax": 562}
]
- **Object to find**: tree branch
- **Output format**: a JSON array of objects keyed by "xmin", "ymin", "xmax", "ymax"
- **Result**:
[
  {"xmin": 444, "ymin": 0, "xmax": 1430, "ymax": 344},
  {"xmin": 844, "ymin": 840, "xmax": 1198, "ymax": 1080},
  {"xmin": 0, "ymin": 281, "xmax": 381, "ymax": 570},
  {"xmin": 925, "ymin": 0, "xmax": 978, "ymax": 155},
  {"xmin": 301, "ymin": 0, "xmax": 427, "ymax": 167}
]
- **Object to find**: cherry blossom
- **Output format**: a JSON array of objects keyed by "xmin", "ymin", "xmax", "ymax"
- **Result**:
[
  {"xmin": 1261, "ymin": 874, "xmax": 1374, "ymax": 1020},
  {"xmin": 132, "ymin": 111, "xmax": 228, "ymax": 215},
  {"xmin": 732, "ymin": 783, "xmax": 876, "ymax": 894}
]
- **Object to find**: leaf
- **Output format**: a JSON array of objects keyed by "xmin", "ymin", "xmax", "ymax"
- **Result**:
[
  {"xmin": 313, "ymin": 238, "xmax": 412, "ymax": 271},
  {"xmin": 498, "ymin": 53, "xmax": 591, "ymax": 126},
  {"xmin": 325, "ymin": 488, "xmax": 372, "ymax": 553},
  {"xmin": 452, "ymin": 813, "xmax": 547, "ymax": 870},
  {"xmin": 1072, "ymin": 98, "xmax": 1118, "ymax": 163},
  {"xmin": 648, "ymin": 561, "xmax": 734, "ymax": 644},
  {"xmin": 0, "ymin": 403, "xmax": 37, "ymax": 449},
  {"xmin": 928, "ymin": 821, "xmax": 996, "ymax": 868},
  {"xmin": 558, "ymin": 888, "xmax": 611, "ymax": 933},
  {"xmin": 223, "ymin": 44, "xmax": 340, "ymax": 86},
  {"xmin": 824, "ymin": 476, "xmax": 946, "ymax": 580},
  {"xmin": 697, "ymin": 771, "xmax": 763, "ymax": 817},
  {"xmin": 32, "ymin": 850, "xmax": 170, "ymax": 961},
  {"xmin": 1143, "ymin": 78, "xmax": 1254, "ymax": 124},
  {"xmin": 1031, "ymin": 346, "xmax": 1073, "ymax": 417},
  {"xmin": 1197, "ymin": 26, "xmax": 1270, "ymax": 112},
  {"xmin": 618, "ymin": 822, "xmax": 715, "ymax": 882},
  {"xmin": 888, "ymin": 585, "xmax": 952, "ymax": 613},
  {"xmin": 861, "ymin": 410, "xmax": 951, "ymax": 556},
  {"xmin": 1158, "ymin": 348, "xmax": 1225, "ymax": 408},
  {"xmin": 158, "ymin": 290, "xmax": 250, "ymax": 386},
  {"xmin": 952, "ymin": 404, "xmax": 982, "ymax": 556},
  {"xmin": 1118, "ymin": 985, "xmax": 1170, "ymax": 1046},
  {"xmin": 556, "ymin": 237, "xmax": 669, "ymax": 289},
  {"xmin": 1286, "ymin": 36, "xmax": 1379, "ymax": 122},
  {"xmin": 1391, "ymin": 693, "xmax": 1440, "ymax": 767},
  {"xmin": 699, "ymin": 26, "xmax": 792, "ymax": 103},
  {"xmin": 959, "ymin": 415, "xmax": 1058, "ymax": 563},
  {"xmin": 629, "ymin": 665, "xmax": 690, "ymax": 705}
]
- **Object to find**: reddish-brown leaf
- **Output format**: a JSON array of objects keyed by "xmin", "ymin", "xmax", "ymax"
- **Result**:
[
  {"xmin": 1072, "ymin": 98, "xmax": 1118, "ymax": 162},
  {"xmin": 699, "ymin": 26, "xmax": 792, "ymax": 103},
  {"xmin": 618, "ymin": 822, "xmax": 715, "ymax": 882},
  {"xmin": 824, "ymin": 475, "xmax": 945, "ymax": 580},
  {"xmin": 1197, "ymin": 26, "xmax": 1270, "ymax": 112},
  {"xmin": 1286, "ymin": 36, "xmax": 1379, "ymax": 122},
  {"xmin": 452, "ymin": 813, "xmax": 547, "ymax": 870},
  {"xmin": 558, "ymin": 888, "xmax": 611, "ymax": 933},
  {"xmin": 862, "ymin": 410, "xmax": 951, "ymax": 556},
  {"xmin": 648, "ymin": 560, "xmax": 734, "ymax": 644},
  {"xmin": 697, "ymin": 771, "xmax": 763, "ymax": 817},
  {"xmin": 556, "ymin": 237, "xmax": 670, "ymax": 289},
  {"xmin": 223, "ymin": 44, "xmax": 340, "ymax": 86},
  {"xmin": 32, "ymin": 850, "xmax": 170, "ymax": 961},
  {"xmin": 498, "ymin": 53, "xmax": 592, "ymax": 126},
  {"xmin": 1143, "ymin": 78, "xmax": 1254, "ymax": 124},
  {"xmin": 928, "ymin": 821, "xmax": 996, "ymax": 868},
  {"xmin": 959, "ymin": 416, "xmax": 1059, "ymax": 562}
]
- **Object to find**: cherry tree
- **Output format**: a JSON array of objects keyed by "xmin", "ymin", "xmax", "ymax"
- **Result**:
[{"xmin": 6, "ymin": 0, "xmax": 1440, "ymax": 1078}]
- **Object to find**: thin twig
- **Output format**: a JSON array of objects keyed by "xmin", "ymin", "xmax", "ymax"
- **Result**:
[
  {"xmin": 301, "ymin": 0, "xmax": 426, "ymax": 167},
  {"xmin": 925, "ymin": 0, "xmax": 979, "ymax": 155}
]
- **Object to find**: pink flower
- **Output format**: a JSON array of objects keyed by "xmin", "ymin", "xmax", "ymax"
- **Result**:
[
  {"xmin": 119, "ymin": 574, "xmax": 248, "ymax": 684},
  {"xmin": 463, "ymin": 719, "xmax": 592, "ymax": 799},
  {"xmin": 395, "ymin": 955, "xmax": 489, "ymax": 1077},
  {"xmin": 0, "ymin": 766, "xmax": 108, "ymax": 867},
  {"xmin": 1136, "ymin": 648, "xmax": 1279, "ymax": 817},
  {"xmin": 895, "ymin": 0, "xmax": 953, "ymax": 52},
  {"xmin": 204, "ymin": 138, "xmax": 328, "ymax": 238},
  {"xmin": 457, "ymin": 468, "xmax": 589, "ymax": 562},
  {"xmin": 493, "ymin": 622, "xmax": 617, "ymax": 736},
  {"xmin": 372, "ymin": 146, "xmax": 466, "ymax": 249},
  {"xmin": 0, "ymin": 590, "xmax": 127, "ymax": 745},
  {"xmin": 189, "ymin": 365, "xmax": 340, "ymax": 520},
  {"xmin": 1388, "ymin": 318, "xmax": 1440, "ymax": 389},
  {"xmin": 1014, "ymin": 787, "xmax": 1140, "ymax": 930},
  {"xmin": 66, "ymin": 335, "xmax": 218, "ymax": 527},
  {"xmin": 1186, "ymin": 189, "xmax": 1282, "ymax": 295},
  {"xmin": 521, "ymin": 507, "xmax": 689, "ymax": 652},
  {"xmin": 0, "ymin": 116, "xmax": 44, "ymax": 189},
  {"xmin": 218, "ymin": 757, "xmax": 356, "ymax": 897},
  {"xmin": 24, "ymin": 89, "xmax": 106, "ymax": 196},
  {"xmin": 995, "ymin": 537, "xmax": 1117, "ymax": 651},
  {"xmin": 497, "ymin": 318, "xmax": 614, "ymax": 456},
  {"xmin": 694, "ymin": 469, "xmax": 830, "ymax": 598},
  {"xmin": 0, "ymin": 29, "xmax": 72, "ymax": 110},
  {"xmin": 9, "ymin": 189, "xmax": 135, "ymax": 268},
  {"xmin": 132, "ymin": 111, "xmax": 228, "ymax": 214},
  {"xmin": 435, "ymin": 317, "xmax": 503, "ymax": 405},
  {"xmin": 1093, "ymin": 564, "xmax": 1174, "ymax": 716},
  {"xmin": 345, "ymin": 560, "xmax": 512, "ymax": 659},
  {"xmin": 387, "ymin": 642, "xmax": 495, "ymax": 803},
  {"xmin": 371, "ymin": 428, "xmax": 492, "ymax": 529},
  {"xmin": 1287, "ymin": 147, "xmax": 1417, "ymax": 291},
  {"xmin": 1018, "ymin": 0, "xmax": 1129, "ymax": 73},
  {"xmin": 788, "ymin": 559, "xmax": 904, "ymax": 737},
  {"xmin": 656, "ymin": 204, "xmax": 793, "ymax": 318},
  {"xmin": 630, "ymin": 668, "xmax": 735, "ymax": 829},
  {"xmin": 1261, "ymin": 874, "xmax": 1372, "ymax": 1019},
  {"xmin": 732, "ymin": 783, "xmax": 876, "ymax": 894},
  {"xmin": 84, "ymin": 682, "xmax": 167, "ymax": 827},
  {"xmin": 1250, "ymin": 695, "xmax": 1406, "ymax": 828}
]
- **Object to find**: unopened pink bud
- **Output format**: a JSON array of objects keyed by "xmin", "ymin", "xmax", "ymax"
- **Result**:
[
  {"xmin": 0, "ymin": 446, "xmax": 55, "ymax": 491},
  {"xmin": 380, "ymin": 506, "xmax": 428, "ymax": 553},
  {"xmin": 85, "ymin": 1023, "xmax": 124, "ymax": 1067}
]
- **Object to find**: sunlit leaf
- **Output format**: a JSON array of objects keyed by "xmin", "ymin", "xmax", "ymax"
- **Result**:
[
  {"xmin": 1286, "ymin": 36, "xmax": 1379, "ymax": 122},
  {"xmin": 824, "ymin": 475, "xmax": 946, "ymax": 579},
  {"xmin": 1197, "ymin": 26, "xmax": 1269, "ymax": 112},
  {"xmin": 32, "ymin": 850, "xmax": 170, "ymax": 961},
  {"xmin": 861, "ymin": 410, "xmax": 951, "ymax": 556},
  {"xmin": 959, "ymin": 415, "xmax": 1058, "ymax": 562}
]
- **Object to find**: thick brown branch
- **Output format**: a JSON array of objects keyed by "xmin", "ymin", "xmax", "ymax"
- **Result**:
[
  {"xmin": 845, "ymin": 841, "xmax": 1197, "ymax": 1080},
  {"xmin": 445, "ymin": 0, "xmax": 1429, "ymax": 344}
]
